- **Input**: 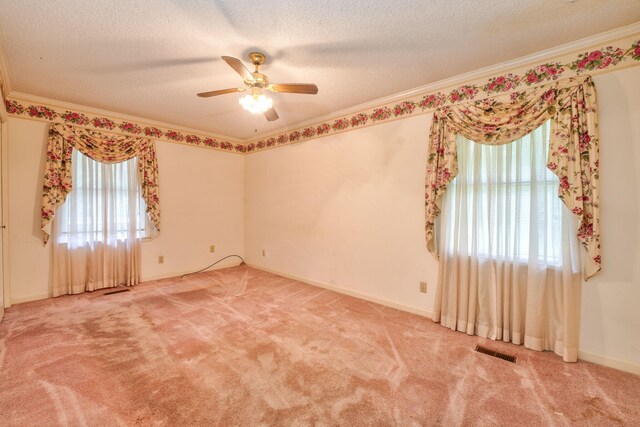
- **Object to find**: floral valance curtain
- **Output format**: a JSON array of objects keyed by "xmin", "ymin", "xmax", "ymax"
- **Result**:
[
  {"xmin": 425, "ymin": 75, "xmax": 600, "ymax": 279},
  {"xmin": 41, "ymin": 122, "xmax": 160, "ymax": 243}
]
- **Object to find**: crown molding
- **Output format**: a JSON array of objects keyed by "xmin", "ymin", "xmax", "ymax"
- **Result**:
[
  {"xmin": 240, "ymin": 33, "xmax": 640, "ymax": 153},
  {"xmin": 249, "ymin": 22, "xmax": 640, "ymax": 141},
  {"xmin": 6, "ymin": 92, "xmax": 248, "ymax": 153},
  {"xmin": 2, "ymin": 23, "xmax": 639, "ymax": 153},
  {"xmin": 9, "ymin": 92, "xmax": 243, "ymax": 143}
]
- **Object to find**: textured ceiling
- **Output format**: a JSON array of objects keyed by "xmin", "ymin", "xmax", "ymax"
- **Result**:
[{"xmin": 0, "ymin": 0, "xmax": 639, "ymax": 139}]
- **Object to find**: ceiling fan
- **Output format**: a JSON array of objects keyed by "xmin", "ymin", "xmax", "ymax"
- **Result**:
[{"xmin": 197, "ymin": 52, "xmax": 318, "ymax": 121}]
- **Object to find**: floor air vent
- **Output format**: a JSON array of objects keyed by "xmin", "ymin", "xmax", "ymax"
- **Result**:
[
  {"xmin": 103, "ymin": 289, "xmax": 131, "ymax": 296},
  {"xmin": 475, "ymin": 345, "xmax": 517, "ymax": 363}
]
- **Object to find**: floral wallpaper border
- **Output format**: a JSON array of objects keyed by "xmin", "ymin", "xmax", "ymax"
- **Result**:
[
  {"xmin": 4, "ymin": 99, "xmax": 248, "ymax": 154},
  {"xmin": 245, "ymin": 37, "xmax": 640, "ymax": 153},
  {"xmin": 4, "ymin": 37, "xmax": 639, "ymax": 155}
]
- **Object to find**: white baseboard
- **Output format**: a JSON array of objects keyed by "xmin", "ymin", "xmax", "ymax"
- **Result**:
[
  {"xmin": 246, "ymin": 262, "xmax": 434, "ymax": 319},
  {"xmin": 11, "ymin": 293, "xmax": 51, "ymax": 305},
  {"xmin": 579, "ymin": 350, "xmax": 640, "ymax": 376},
  {"xmin": 249, "ymin": 263, "xmax": 640, "ymax": 377},
  {"xmin": 140, "ymin": 260, "xmax": 244, "ymax": 283},
  {"xmin": 9, "ymin": 262, "xmax": 639, "ymax": 376},
  {"xmin": 7, "ymin": 262, "xmax": 245, "ymax": 306}
]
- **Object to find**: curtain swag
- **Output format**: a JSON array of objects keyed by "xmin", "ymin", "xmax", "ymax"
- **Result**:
[
  {"xmin": 41, "ymin": 122, "xmax": 160, "ymax": 243},
  {"xmin": 425, "ymin": 75, "xmax": 600, "ymax": 279}
]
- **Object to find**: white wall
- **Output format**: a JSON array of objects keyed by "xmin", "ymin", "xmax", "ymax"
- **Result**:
[
  {"xmin": 245, "ymin": 115, "xmax": 438, "ymax": 316},
  {"xmin": 7, "ymin": 117, "xmax": 244, "ymax": 303},
  {"xmin": 580, "ymin": 67, "xmax": 640, "ymax": 370},
  {"xmin": 245, "ymin": 66, "xmax": 640, "ymax": 370},
  {"xmin": 7, "ymin": 118, "xmax": 49, "ymax": 302},
  {"xmin": 139, "ymin": 139, "xmax": 244, "ymax": 281}
]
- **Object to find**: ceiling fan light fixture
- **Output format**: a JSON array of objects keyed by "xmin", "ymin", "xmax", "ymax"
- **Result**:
[
  {"xmin": 198, "ymin": 52, "xmax": 317, "ymax": 121},
  {"xmin": 239, "ymin": 92, "xmax": 273, "ymax": 114}
]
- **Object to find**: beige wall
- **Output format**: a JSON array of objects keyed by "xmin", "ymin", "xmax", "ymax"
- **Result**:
[
  {"xmin": 7, "ymin": 117, "xmax": 244, "ymax": 303},
  {"xmin": 580, "ymin": 67, "xmax": 640, "ymax": 370},
  {"xmin": 245, "ymin": 114, "xmax": 437, "ymax": 316},
  {"xmin": 245, "ymin": 66, "xmax": 640, "ymax": 370}
]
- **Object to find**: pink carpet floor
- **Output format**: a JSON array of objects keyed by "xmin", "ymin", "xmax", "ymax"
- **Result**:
[{"xmin": 0, "ymin": 265, "xmax": 639, "ymax": 426}]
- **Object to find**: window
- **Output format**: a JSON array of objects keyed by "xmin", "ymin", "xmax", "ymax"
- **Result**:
[
  {"xmin": 56, "ymin": 149, "xmax": 148, "ymax": 247},
  {"xmin": 440, "ymin": 121, "xmax": 564, "ymax": 266}
]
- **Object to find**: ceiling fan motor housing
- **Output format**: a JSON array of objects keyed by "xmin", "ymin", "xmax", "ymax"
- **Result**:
[
  {"xmin": 249, "ymin": 72, "xmax": 269, "ymax": 88},
  {"xmin": 248, "ymin": 52, "xmax": 266, "ymax": 67}
]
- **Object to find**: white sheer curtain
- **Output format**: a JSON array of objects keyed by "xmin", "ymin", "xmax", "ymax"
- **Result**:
[
  {"xmin": 433, "ymin": 121, "xmax": 583, "ymax": 362},
  {"xmin": 51, "ymin": 148, "xmax": 147, "ymax": 296}
]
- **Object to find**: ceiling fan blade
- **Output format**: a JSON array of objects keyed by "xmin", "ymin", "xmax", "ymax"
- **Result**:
[
  {"xmin": 270, "ymin": 83, "xmax": 318, "ymax": 95},
  {"xmin": 265, "ymin": 107, "xmax": 279, "ymax": 121},
  {"xmin": 222, "ymin": 56, "xmax": 254, "ymax": 81},
  {"xmin": 197, "ymin": 87, "xmax": 245, "ymax": 98}
]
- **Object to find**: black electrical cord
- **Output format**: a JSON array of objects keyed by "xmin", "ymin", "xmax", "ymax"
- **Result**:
[{"xmin": 180, "ymin": 254, "xmax": 246, "ymax": 279}]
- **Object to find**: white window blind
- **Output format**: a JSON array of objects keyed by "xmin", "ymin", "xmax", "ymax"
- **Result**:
[
  {"xmin": 56, "ymin": 149, "xmax": 148, "ymax": 247},
  {"xmin": 441, "ymin": 120, "xmax": 563, "ymax": 266}
]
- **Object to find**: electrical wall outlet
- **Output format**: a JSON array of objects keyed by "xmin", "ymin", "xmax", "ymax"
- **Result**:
[
  {"xmin": 158, "ymin": 255, "xmax": 165, "ymax": 264},
  {"xmin": 419, "ymin": 281, "xmax": 427, "ymax": 293},
  {"xmin": 210, "ymin": 245, "xmax": 215, "ymax": 253},
  {"xmin": 262, "ymin": 249, "xmax": 266, "ymax": 257}
]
